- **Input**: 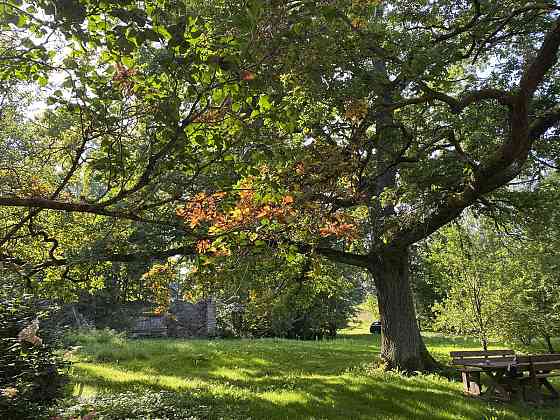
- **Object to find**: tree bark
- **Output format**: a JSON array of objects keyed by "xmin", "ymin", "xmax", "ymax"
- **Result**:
[{"xmin": 370, "ymin": 247, "xmax": 437, "ymax": 372}]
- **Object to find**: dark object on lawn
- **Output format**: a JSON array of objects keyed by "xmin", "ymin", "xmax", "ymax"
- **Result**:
[{"xmin": 370, "ymin": 321, "xmax": 381, "ymax": 334}]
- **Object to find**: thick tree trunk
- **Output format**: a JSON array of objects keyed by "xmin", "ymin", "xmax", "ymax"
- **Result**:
[{"xmin": 370, "ymin": 247, "xmax": 437, "ymax": 372}]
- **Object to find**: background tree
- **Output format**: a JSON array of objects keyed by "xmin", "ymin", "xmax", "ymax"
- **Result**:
[
  {"xmin": 428, "ymin": 219, "xmax": 513, "ymax": 350},
  {"xmin": 184, "ymin": 247, "xmax": 364, "ymax": 339},
  {"xmin": 503, "ymin": 174, "xmax": 560, "ymax": 351},
  {"xmin": 422, "ymin": 177, "xmax": 560, "ymax": 352}
]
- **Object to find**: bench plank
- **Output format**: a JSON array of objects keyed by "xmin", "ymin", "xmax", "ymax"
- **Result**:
[
  {"xmin": 531, "ymin": 361, "xmax": 560, "ymax": 371},
  {"xmin": 452, "ymin": 356, "xmax": 516, "ymax": 365},
  {"xmin": 535, "ymin": 373, "xmax": 560, "ymax": 378},
  {"xmin": 450, "ymin": 349, "xmax": 514, "ymax": 358},
  {"xmin": 527, "ymin": 354, "xmax": 560, "ymax": 362}
]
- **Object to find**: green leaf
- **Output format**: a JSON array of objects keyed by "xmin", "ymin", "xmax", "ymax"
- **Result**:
[
  {"xmin": 258, "ymin": 95, "xmax": 272, "ymax": 111},
  {"xmin": 37, "ymin": 75, "xmax": 48, "ymax": 87},
  {"xmin": 16, "ymin": 13, "xmax": 27, "ymax": 28}
]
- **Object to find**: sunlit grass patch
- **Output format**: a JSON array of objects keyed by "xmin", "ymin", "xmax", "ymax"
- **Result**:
[{"xmin": 63, "ymin": 332, "xmax": 560, "ymax": 419}]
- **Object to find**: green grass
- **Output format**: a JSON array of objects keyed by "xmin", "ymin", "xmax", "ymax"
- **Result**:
[{"xmin": 65, "ymin": 326, "xmax": 560, "ymax": 419}]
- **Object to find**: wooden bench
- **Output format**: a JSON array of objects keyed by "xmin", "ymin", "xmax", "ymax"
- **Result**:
[
  {"xmin": 516, "ymin": 354, "xmax": 560, "ymax": 403},
  {"xmin": 451, "ymin": 351, "xmax": 560, "ymax": 403},
  {"xmin": 450, "ymin": 349, "xmax": 515, "ymax": 396}
]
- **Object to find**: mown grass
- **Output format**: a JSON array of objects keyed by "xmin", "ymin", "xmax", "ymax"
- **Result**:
[{"xmin": 66, "ymin": 325, "xmax": 560, "ymax": 419}]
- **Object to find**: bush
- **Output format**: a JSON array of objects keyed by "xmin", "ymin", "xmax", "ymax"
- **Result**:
[
  {"xmin": 62, "ymin": 327, "xmax": 125, "ymax": 348},
  {"xmin": 216, "ymin": 266, "xmax": 364, "ymax": 340},
  {"xmin": 270, "ymin": 288, "xmax": 360, "ymax": 340},
  {"xmin": 0, "ymin": 285, "xmax": 70, "ymax": 419}
]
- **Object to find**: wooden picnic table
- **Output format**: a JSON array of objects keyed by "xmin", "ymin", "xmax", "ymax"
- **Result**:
[{"xmin": 451, "ymin": 350, "xmax": 560, "ymax": 404}]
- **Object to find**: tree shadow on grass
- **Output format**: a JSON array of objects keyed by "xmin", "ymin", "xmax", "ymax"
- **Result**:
[
  {"xmin": 71, "ymin": 337, "xmax": 560, "ymax": 420},
  {"xmin": 72, "ymin": 363, "xmax": 560, "ymax": 420},
  {"xmin": 89, "ymin": 337, "xmax": 380, "ymax": 378}
]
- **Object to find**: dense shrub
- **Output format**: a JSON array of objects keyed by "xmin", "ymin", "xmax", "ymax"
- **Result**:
[
  {"xmin": 62, "ymin": 327, "xmax": 125, "ymax": 348},
  {"xmin": 0, "ymin": 285, "xmax": 69, "ymax": 419},
  {"xmin": 216, "ymin": 266, "xmax": 364, "ymax": 339},
  {"xmin": 269, "ymin": 287, "xmax": 361, "ymax": 339},
  {"xmin": 71, "ymin": 292, "xmax": 139, "ymax": 330}
]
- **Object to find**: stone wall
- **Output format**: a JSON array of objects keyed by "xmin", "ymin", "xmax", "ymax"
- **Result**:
[
  {"xmin": 130, "ymin": 315, "xmax": 167, "ymax": 338},
  {"xmin": 206, "ymin": 299, "xmax": 216, "ymax": 337},
  {"xmin": 61, "ymin": 299, "xmax": 217, "ymax": 338},
  {"xmin": 153, "ymin": 299, "xmax": 217, "ymax": 338}
]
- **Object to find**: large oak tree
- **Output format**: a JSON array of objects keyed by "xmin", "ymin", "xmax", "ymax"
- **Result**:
[
  {"xmin": 2, "ymin": 0, "xmax": 560, "ymax": 371},
  {"xmin": 205, "ymin": 0, "xmax": 560, "ymax": 370}
]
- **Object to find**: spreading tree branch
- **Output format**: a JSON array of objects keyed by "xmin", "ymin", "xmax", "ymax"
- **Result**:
[
  {"xmin": 391, "ymin": 15, "xmax": 560, "ymax": 249},
  {"xmin": 0, "ymin": 196, "xmax": 183, "ymax": 228}
]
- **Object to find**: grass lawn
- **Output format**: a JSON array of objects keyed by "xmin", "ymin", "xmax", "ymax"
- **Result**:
[{"xmin": 65, "ymin": 325, "xmax": 560, "ymax": 419}]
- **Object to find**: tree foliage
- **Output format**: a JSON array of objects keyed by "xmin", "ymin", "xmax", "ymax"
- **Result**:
[
  {"xmin": 0, "ymin": 281, "xmax": 69, "ymax": 418},
  {"xmin": 2, "ymin": 0, "xmax": 560, "ymax": 370},
  {"xmin": 423, "ymin": 178, "xmax": 560, "ymax": 352}
]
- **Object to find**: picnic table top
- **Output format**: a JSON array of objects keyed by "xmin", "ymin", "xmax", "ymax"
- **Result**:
[
  {"xmin": 455, "ymin": 360, "xmax": 530, "ymax": 369},
  {"xmin": 454, "ymin": 356, "xmax": 560, "ymax": 370}
]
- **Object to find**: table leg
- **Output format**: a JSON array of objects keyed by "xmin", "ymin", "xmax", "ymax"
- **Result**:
[
  {"xmin": 541, "ymin": 378, "xmax": 559, "ymax": 399},
  {"xmin": 483, "ymin": 370, "xmax": 513, "ymax": 401},
  {"xmin": 520, "ymin": 374, "xmax": 546, "ymax": 404},
  {"xmin": 462, "ymin": 371, "xmax": 481, "ymax": 396}
]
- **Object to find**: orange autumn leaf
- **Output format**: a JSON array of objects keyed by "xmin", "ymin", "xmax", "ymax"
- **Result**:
[
  {"xmin": 178, "ymin": 192, "xmax": 227, "ymax": 228},
  {"xmin": 319, "ymin": 226, "xmax": 333, "ymax": 237},
  {"xmin": 177, "ymin": 185, "xmax": 297, "ymax": 239},
  {"xmin": 212, "ymin": 247, "xmax": 231, "ymax": 257},
  {"xmin": 351, "ymin": 18, "xmax": 367, "ymax": 30},
  {"xmin": 319, "ymin": 219, "xmax": 358, "ymax": 240},
  {"xmin": 282, "ymin": 195, "xmax": 294, "ymax": 205},
  {"xmin": 196, "ymin": 239, "xmax": 211, "ymax": 253},
  {"xmin": 256, "ymin": 205, "xmax": 272, "ymax": 218},
  {"xmin": 241, "ymin": 70, "xmax": 255, "ymax": 81},
  {"xmin": 344, "ymin": 98, "xmax": 368, "ymax": 122}
]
